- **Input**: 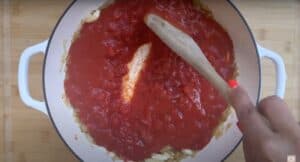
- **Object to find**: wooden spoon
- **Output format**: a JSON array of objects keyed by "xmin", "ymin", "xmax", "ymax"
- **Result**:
[{"xmin": 144, "ymin": 13, "xmax": 231, "ymax": 102}]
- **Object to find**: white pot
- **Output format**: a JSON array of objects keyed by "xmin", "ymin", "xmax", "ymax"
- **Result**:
[{"xmin": 18, "ymin": 0, "xmax": 287, "ymax": 162}]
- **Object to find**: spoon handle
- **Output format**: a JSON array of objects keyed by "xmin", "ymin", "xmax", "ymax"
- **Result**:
[{"xmin": 145, "ymin": 13, "xmax": 231, "ymax": 102}]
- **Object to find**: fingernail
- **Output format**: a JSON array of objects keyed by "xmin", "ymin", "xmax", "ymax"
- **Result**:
[{"xmin": 228, "ymin": 79, "xmax": 239, "ymax": 89}]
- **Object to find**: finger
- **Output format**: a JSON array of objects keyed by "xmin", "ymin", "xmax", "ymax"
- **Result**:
[
  {"xmin": 230, "ymin": 86, "xmax": 273, "ymax": 139},
  {"xmin": 258, "ymin": 96, "xmax": 300, "ymax": 138}
]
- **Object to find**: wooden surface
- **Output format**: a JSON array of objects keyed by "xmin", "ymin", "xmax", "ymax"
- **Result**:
[{"xmin": 0, "ymin": 0, "xmax": 299, "ymax": 162}]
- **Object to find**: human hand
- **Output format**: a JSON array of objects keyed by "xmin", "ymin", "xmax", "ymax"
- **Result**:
[{"xmin": 230, "ymin": 86, "xmax": 300, "ymax": 162}]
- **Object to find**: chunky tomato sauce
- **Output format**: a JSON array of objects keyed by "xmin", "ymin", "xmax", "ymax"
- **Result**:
[{"xmin": 64, "ymin": 0, "xmax": 236, "ymax": 161}]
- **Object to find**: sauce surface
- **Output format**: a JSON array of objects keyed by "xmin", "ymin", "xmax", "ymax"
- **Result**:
[{"xmin": 64, "ymin": 0, "xmax": 236, "ymax": 161}]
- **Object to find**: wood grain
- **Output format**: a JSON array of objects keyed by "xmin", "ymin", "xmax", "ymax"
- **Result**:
[
  {"xmin": 0, "ymin": 0, "xmax": 299, "ymax": 162},
  {"xmin": 1, "ymin": 1, "xmax": 12, "ymax": 161},
  {"xmin": 227, "ymin": 1, "xmax": 300, "ymax": 161},
  {"xmin": 0, "ymin": 2, "xmax": 4, "ymax": 162},
  {"xmin": 1, "ymin": 0, "xmax": 76, "ymax": 162}
]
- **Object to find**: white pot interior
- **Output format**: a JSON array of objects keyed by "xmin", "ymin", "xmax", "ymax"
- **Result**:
[{"xmin": 44, "ymin": 0, "xmax": 260, "ymax": 161}]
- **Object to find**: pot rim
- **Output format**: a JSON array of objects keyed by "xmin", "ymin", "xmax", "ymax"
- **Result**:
[{"xmin": 42, "ymin": 0, "xmax": 262, "ymax": 161}]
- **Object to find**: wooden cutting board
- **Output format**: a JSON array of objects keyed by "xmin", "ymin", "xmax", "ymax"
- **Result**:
[{"xmin": 1, "ymin": 0, "xmax": 299, "ymax": 162}]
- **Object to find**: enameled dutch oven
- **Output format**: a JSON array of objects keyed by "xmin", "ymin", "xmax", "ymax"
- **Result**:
[{"xmin": 18, "ymin": 0, "xmax": 287, "ymax": 161}]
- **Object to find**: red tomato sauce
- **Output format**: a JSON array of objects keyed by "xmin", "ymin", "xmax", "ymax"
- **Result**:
[{"xmin": 64, "ymin": 0, "xmax": 236, "ymax": 161}]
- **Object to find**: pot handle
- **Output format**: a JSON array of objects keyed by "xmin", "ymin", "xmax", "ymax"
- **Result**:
[
  {"xmin": 18, "ymin": 40, "xmax": 48, "ymax": 115},
  {"xmin": 257, "ymin": 44, "xmax": 287, "ymax": 98}
]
